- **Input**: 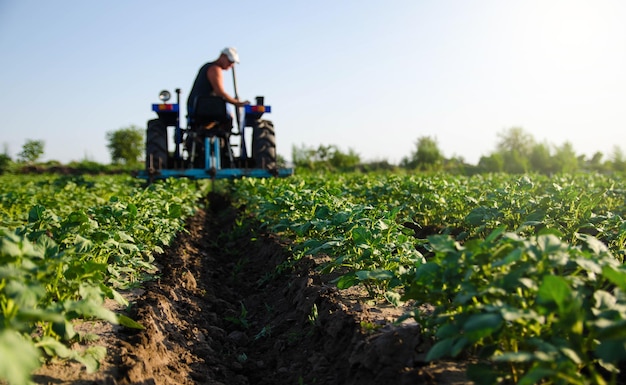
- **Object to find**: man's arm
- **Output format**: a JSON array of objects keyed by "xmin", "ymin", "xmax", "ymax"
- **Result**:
[{"xmin": 207, "ymin": 66, "xmax": 247, "ymax": 106}]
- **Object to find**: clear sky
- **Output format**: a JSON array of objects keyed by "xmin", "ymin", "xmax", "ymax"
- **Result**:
[{"xmin": 1, "ymin": 0, "xmax": 625, "ymax": 165}]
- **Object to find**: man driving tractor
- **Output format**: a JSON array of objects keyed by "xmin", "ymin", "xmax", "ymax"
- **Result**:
[{"xmin": 187, "ymin": 47, "xmax": 250, "ymax": 124}]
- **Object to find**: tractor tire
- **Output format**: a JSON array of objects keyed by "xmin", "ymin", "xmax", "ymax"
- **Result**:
[
  {"xmin": 146, "ymin": 119, "xmax": 168, "ymax": 170},
  {"xmin": 252, "ymin": 120, "xmax": 276, "ymax": 170}
]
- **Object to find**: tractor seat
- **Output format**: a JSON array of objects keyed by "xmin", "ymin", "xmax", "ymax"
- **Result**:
[{"xmin": 188, "ymin": 96, "xmax": 232, "ymax": 131}]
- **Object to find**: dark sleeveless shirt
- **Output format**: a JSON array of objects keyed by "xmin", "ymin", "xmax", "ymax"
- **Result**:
[{"xmin": 187, "ymin": 61, "xmax": 217, "ymax": 114}]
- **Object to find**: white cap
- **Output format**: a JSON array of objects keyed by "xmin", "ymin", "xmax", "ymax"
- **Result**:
[{"xmin": 221, "ymin": 47, "xmax": 239, "ymax": 63}]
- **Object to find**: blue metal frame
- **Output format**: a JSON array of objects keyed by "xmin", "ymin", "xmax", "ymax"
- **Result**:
[{"xmin": 138, "ymin": 167, "xmax": 294, "ymax": 180}]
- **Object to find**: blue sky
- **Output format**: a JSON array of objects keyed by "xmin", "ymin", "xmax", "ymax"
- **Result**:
[{"xmin": 1, "ymin": 0, "xmax": 625, "ymax": 165}]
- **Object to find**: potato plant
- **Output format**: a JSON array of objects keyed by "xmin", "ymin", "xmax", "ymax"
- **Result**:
[
  {"xmin": 0, "ymin": 174, "xmax": 205, "ymax": 384},
  {"xmin": 231, "ymin": 172, "xmax": 626, "ymax": 384}
]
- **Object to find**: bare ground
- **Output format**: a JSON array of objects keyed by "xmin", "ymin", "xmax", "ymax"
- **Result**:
[{"xmin": 32, "ymin": 193, "xmax": 472, "ymax": 385}]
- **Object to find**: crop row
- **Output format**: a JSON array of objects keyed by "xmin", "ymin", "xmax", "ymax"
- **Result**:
[
  {"xmin": 0, "ymin": 175, "xmax": 206, "ymax": 385},
  {"xmin": 230, "ymin": 173, "xmax": 626, "ymax": 384}
]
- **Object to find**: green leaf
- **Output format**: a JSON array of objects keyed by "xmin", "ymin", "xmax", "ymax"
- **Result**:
[
  {"xmin": 383, "ymin": 291, "xmax": 402, "ymax": 307},
  {"xmin": 595, "ymin": 340, "xmax": 626, "ymax": 366},
  {"xmin": 493, "ymin": 351, "xmax": 535, "ymax": 363},
  {"xmin": 435, "ymin": 323, "xmax": 460, "ymax": 339},
  {"xmin": 351, "ymin": 227, "xmax": 370, "ymax": 246},
  {"xmin": 593, "ymin": 290, "xmax": 616, "ymax": 310},
  {"xmin": 63, "ymin": 211, "xmax": 89, "ymax": 227},
  {"xmin": 536, "ymin": 234, "xmax": 565, "ymax": 255},
  {"xmin": 465, "ymin": 207, "xmax": 502, "ymax": 226},
  {"xmin": 332, "ymin": 212, "xmax": 350, "ymax": 225},
  {"xmin": 463, "ymin": 313, "xmax": 503, "ymax": 341},
  {"xmin": 593, "ymin": 319, "xmax": 626, "ymax": 340},
  {"xmin": 355, "ymin": 269, "xmax": 394, "ymax": 281},
  {"xmin": 426, "ymin": 337, "xmax": 454, "ymax": 361},
  {"xmin": 602, "ymin": 265, "xmax": 626, "ymax": 292},
  {"xmin": 524, "ymin": 209, "xmax": 546, "ymax": 222},
  {"xmin": 427, "ymin": 235, "xmax": 459, "ymax": 254},
  {"xmin": 117, "ymin": 314, "xmax": 145, "ymax": 330},
  {"xmin": 73, "ymin": 234, "xmax": 93, "ymax": 253},
  {"xmin": 52, "ymin": 319, "xmax": 77, "ymax": 340},
  {"xmin": 574, "ymin": 257, "xmax": 602, "ymax": 275},
  {"xmin": 560, "ymin": 347, "xmax": 582, "ymax": 365},
  {"xmin": 16, "ymin": 308, "xmax": 65, "ymax": 324},
  {"xmin": 0, "ymin": 330, "xmax": 40, "ymax": 385},
  {"xmin": 37, "ymin": 336, "xmax": 72, "ymax": 358},
  {"xmin": 168, "ymin": 203, "xmax": 182, "ymax": 218},
  {"xmin": 1, "ymin": 237, "xmax": 22, "ymax": 258},
  {"xmin": 577, "ymin": 233, "xmax": 609, "ymax": 254},
  {"xmin": 66, "ymin": 299, "xmax": 118, "ymax": 324},
  {"xmin": 314, "ymin": 205, "xmax": 331, "ymax": 219},
  {"xmin": 450, "ymin": 336, "xmax": 469, "ymax": 357},
  {"xmin": 336, "ymin": 273, "xmax": 359, "ymax": 289},
  {"xmin": 74, "ymin": 346, "xmax": 107, "ymax": 373},
  {"xmin": 126, "ymin": 203, "xmax": 138, "ymax": 217},
  {"xmin": 537, "ymin": 275, "xmax": 572, "ymax": 312},
  {"xmin": 5, "ymin": 280, "xmax": 46, "ymax": 308},
  {"xmin": 517, "ymin": 366, "xmax": 556, "ymax": 385},
  {"xmin": 27, "ymin": 205, "xmax": 46, "ymax": 223}
]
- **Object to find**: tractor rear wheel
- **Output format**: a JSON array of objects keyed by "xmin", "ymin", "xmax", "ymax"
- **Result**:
[
  {"xmin": 146, "ymin": 119, "xmax": 168, "ymax": 170},
  {"xmin": 252, "ymin": 120, "xmax": 276, "ymax": 170}
]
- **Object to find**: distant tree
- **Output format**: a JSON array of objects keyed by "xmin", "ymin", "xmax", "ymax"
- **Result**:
[
  {"xmin": 584, "ymin": 151, "xmax": 607, "ymax": 172},
  {"xmin": 416, "ymin": 136, "xmax": 443, "ymax": 167},
  {"xmin": 589, "ymin": 152, "xmax": 604, "ymax": 167},
  {"xmin": 106, "ymin": 125, "xmax": 144, "ymax": 165},
  {"xmin": 329, "ymin": 147, "xmax": 360, "ymax": 169},
  {"xmin": 276, "ymin": 154, "xmax": 287, "ymax": 169},
  {"xmin": 552, "ymin": 141, "xmax": 578, "ymax": 173},
  {"xmin": 291, "ymin": 143, "xmax": 360, "ymax": 171},
  {"xmin": 495, "ymin": 127, "xmax": 534, "ymax": 173},
  {"xmin": 610, "ymin": 146, "xmax": 626, "ymax": 172},
  {"xmin": 496, "ymin": 127, "xmax": 535, "ymax": 156},
  {"xmin": 402, "ymin": 136, "xmax": 443, "ymax": 169},
  {"xmin": 528, "ymin": 142, "xmax": 553, "ymax": 174},
  {"xmin": 477, "ymin": 153, "xmax": 504, "ymax": 173},
  {"xmin": 0, "ymin": 154, "xmax": 12, "ymax": 174},
  {"xmin": 358, "ymin": 159, "xmax": 397, "ymax": 173},
  {"xmin": 292, "ymin": 144, "xmax": 317, "ymax": 169},
  {"xmin": 501, "ymin": 150, "xmax": 529, "ymax": 173},
  {"xmin": 18, "ymin": 139, "xmax": 45, "ymax": 163}
]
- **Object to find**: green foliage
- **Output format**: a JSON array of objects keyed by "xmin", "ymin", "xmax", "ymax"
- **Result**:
[
  {"xmin": 106, "ymin": 125, "xmax": 144, "ymax": 166},
  {"xmin": 229, "ymin": 172, "xmax": 626, "ymax": 384},
  {"xmin": 0, "ymin": 174, "xmax": 204, "ymax": 383},
  {"xmin": 18, "ymin": 139, "xmax": 45, "ymax": 163},
  {"xmin": 401, "ymin": 135, "xmax": 444, "ymax": 170},
  {"xmin": 292, "ymin": 143, "xmax": 360, "ymax": 171},
  {"xmin": 0, "ymin": 154, "xmax": 12, "ymax": 175}
]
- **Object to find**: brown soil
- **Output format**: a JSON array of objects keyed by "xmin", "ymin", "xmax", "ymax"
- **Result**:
[{"xmin": 32, "ymin": 193, "xmax": 472, "ymax": 385}]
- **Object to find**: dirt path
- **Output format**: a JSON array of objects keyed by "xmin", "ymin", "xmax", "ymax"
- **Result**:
[{"xmin": 33, "ymin": 194, "xmax": 471, "ymax": 385}]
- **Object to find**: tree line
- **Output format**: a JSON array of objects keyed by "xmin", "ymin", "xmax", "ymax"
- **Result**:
[
  {"xmin": 3, "ymin": 125, "xmax": 624, "ymax": 175},
  {"xmin": 293, "ymin": 126, "xmax": 626, "ymax": 174},
  {"xmin": 1, "ymin": 126, "xmax": 144, "ymax": 174}
]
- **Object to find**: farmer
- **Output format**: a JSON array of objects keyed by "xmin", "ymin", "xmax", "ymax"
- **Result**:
[{"xmin": 186, "ymin": 47, "xmax": 249, "ymax": 123}]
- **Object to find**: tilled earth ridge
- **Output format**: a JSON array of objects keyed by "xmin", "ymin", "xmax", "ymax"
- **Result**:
[{"xmin": 33, "ymin": 193, "xmax": 471, "ymax": 385}]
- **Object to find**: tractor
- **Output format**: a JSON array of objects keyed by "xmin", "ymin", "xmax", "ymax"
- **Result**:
[{"xmin": 138, "ymin": 87, "xmax": 293, "ymax": 182}]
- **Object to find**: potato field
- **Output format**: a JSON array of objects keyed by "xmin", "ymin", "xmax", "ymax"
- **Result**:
[{"xmin": 1, "ymin": 172, "xmax": 626, "ymax": 385}]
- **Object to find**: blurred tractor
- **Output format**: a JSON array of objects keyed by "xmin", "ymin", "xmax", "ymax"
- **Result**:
[{"xmin": 139, "ymin": 88, "xmax": 293, "ymax": 181}]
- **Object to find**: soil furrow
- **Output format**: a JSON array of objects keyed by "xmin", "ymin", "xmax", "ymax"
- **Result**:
[{"xmin": 34, "ymin": 194, "xmax": 469, "ymax": 385}]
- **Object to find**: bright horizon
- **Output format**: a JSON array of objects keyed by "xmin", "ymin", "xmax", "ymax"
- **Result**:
[{"xmin": 1, "ymin": 1, "xmax": 625, "ymax": 165}]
